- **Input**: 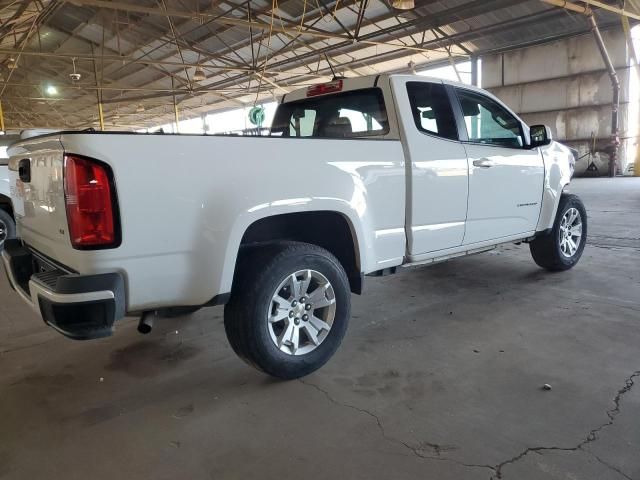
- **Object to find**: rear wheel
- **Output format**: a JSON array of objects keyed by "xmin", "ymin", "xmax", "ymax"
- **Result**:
[
  {"xmin": 530, "ymin": 193, "xmax": 587, "ymax": 271},
  {"xmin": 224, "ymin": 241, "xmax": 351, "ymax": 379},
  {"xmin": 0, "ymin": 209, "xmax": 15, "ymax": 251}
]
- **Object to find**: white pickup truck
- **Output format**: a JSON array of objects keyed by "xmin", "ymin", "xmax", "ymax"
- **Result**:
[{"xmin": 1, "ymin": 74, "xmax": 585, "ymax": 379}]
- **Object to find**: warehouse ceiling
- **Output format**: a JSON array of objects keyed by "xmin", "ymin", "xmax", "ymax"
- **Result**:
[{"xmin": 0, "ymin": 0, "xmax": 632, "ymax": 131}]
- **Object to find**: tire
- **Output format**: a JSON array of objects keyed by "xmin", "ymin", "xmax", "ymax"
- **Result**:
[
  {"xmin": 530, "ymin": 193, "xmax": 587, "ymax": 271},
  {"xmin": 0, "ymin": 209, "xmax": 16, "ymax": 251},
  {"xmin": 224, "ymin": 241, "xmax": 351, "ymax": 379}
]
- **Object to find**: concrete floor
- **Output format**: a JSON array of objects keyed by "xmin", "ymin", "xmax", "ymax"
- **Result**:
[{"xmin": 1, "ymin": 178, "xmax": 639, "ymax": 480}]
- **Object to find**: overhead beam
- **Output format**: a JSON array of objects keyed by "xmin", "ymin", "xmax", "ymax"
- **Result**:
[
  {"xmin": 64, "ymin": 0, "xmax": 449, "ymax": 54},
  {"xmin": 574, "ymin": 0, "xmax": 640, "ymax": 20},
  {"xmin": 540, "ymin": 0, "xmax": 591, "ymax": 14},
  {"xmin": 0, "ymin": 48, "xmax": 325, "ymax": 77},
  {"xmin": 542, "ymin": 0, "xmax": 640, "ymax": 20}
]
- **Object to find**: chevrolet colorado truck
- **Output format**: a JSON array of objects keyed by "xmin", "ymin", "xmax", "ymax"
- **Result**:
[
  {"xmin": 1, "ymin": 75, "xmax": 586, "ymax": 379},
  {"xmin": 0, "ymin": 162, "xmax": 16, "ymax": 250}
]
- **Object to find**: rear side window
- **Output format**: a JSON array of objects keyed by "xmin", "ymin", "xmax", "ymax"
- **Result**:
[
  {"xmin": 455, "ymin": 88, "xmax": 524, "ymax": 148},
  {"xmin": 406, "ymin": 82, "xmax": 458, "ymax": 141},
  {"xmin": 270, "ymin": 88, "xmax": 389, "ymax": 138}
]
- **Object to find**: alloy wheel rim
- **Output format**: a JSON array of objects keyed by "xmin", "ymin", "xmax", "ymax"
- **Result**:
[
  {"xmin": 0, "ymin": 219, "xmax": 6, "ymax": 246},
  {"xmin": 559, "ymin": 207, "xmax": 582, "ymax": 258},
  {"xmin": 267, "ymin": 269, "xmax": 336, "ymax": 356}
]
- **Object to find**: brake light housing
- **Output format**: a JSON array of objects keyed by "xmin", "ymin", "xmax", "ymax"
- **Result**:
[
  {"xmin": 306, "ymin": 79, "xmax": 343, "ymax": 97},
  {"xmin": 64, "ymin": 154, "xmax": 120, "ymax": 249}
]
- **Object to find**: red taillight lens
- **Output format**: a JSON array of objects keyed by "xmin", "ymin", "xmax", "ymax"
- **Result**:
[{"xmin": 64, "ymin": 154, "xmax": 118, "ymax": 249}]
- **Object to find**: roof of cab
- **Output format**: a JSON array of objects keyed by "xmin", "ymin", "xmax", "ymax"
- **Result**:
[{"xmin": 281, "ymin": 73, "xmax": 486, "ymax": 104}]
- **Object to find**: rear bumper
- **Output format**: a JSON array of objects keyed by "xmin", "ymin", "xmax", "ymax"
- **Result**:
[{"xmin": 1, "ymin": 238, "xmax": 125, "ymax": 340}]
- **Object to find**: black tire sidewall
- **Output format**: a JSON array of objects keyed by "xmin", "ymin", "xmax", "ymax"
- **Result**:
[
  {"xmin": 239, "ymin": 246, "xmax": 350, "ymax": 378},
  {"xmin": 0, "ymin": 209, "xmax": 15, "ymax": 249},
  {"xmin": 551, "ymin": 195, "xmax": 587, "ymax": 268}
]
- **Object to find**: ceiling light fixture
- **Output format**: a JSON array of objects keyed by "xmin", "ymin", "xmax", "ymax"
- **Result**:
[
  {"xmin": 193, "ymin": 66, "xmax": 206, "ymax": 82},
  {"xmin": 392, "ymin": 0, "xmax": 414, "ymax": 9},
  {"xmin": 46, "ymin": 85, "xmax": 58, "ymax": 96},
  {"xmin": 70, "ymin": 57, "xmax": 81, "ymax": 82},
  {"xmin": 7, "ymin": 57, "xmax": 17, "ymax": 69}
]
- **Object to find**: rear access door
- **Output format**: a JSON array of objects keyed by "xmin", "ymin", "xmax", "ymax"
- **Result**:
[{"xmin": 390, "ymin": 76, "xmax": 469, "ymax": 257}]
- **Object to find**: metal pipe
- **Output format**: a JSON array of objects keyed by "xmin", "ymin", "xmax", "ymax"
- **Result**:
[
  {"xmin": 589, "ymin": 14, "xmax": 620, "ymax": 177},
  {"xmin": 138, "ymin": 311, "xmax": 156, "ymax": 334}
]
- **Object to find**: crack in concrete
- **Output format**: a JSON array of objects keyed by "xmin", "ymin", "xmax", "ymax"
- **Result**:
[
  {"xmin": 299, "ymin": 379, "xmax": 497, "ymax": 476},
  {"xmin": 300, "ymin": 370, "xmax": 640, "ymax": 480},
  {"xmin": 488, "ymin": 370, "xmax": 640, "ymax": 479}
]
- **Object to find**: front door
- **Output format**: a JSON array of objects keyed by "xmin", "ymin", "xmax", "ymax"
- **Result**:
[{"xmin": 453, "ymin": 87, "xmax": 545, "ymax": 245}]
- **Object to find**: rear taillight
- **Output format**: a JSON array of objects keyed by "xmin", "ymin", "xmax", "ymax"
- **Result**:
[{"xmin": 64, "ymin": 154, "xmax": 119, "ymax": 249}]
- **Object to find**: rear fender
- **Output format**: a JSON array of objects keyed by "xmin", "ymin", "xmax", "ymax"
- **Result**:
[{"xmin": 218, "ymin": 201, "xmax": 370, "ymax": 295}]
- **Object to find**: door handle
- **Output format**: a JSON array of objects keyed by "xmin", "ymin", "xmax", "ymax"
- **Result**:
[{"xmin": 473, "ymin": 158, "xmax": 495, "ymax": 168}]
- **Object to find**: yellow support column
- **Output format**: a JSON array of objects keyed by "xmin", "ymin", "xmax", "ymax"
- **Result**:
[
  {"xmin": 172, "ymin": 75, "xmax": 180, "ymax": 133},
  {"xmin": 0, "ymin": 100, "xmax": 5, "ymax": 133},
  {"xmin": 97, "ymin": 101, "xmax": 105, "ymax": 131}
]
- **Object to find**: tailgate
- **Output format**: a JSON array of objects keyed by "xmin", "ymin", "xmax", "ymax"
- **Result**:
[{"xmin": 7, "ymin": 135, "xmax": 69, "ymax": 260}]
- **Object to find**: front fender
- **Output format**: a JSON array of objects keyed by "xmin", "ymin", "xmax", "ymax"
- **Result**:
[{"xmin": 537, "ymin": 141, "xmax": 573, "ymax": 231}]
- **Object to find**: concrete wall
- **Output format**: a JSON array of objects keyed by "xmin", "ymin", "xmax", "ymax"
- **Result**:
[{"xmin": 482, "ymin": 28, "xmax": 637, "ymax": 176}]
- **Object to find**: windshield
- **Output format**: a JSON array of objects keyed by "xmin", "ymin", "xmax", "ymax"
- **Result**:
[{"xmin": 270, "ymin": 88, "xmax": 389, "ymax": 139}]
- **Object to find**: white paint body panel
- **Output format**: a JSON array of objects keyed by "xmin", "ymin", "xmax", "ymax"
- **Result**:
[
  {"xmin": 5, "ymin": 74, "xmax": 576, "ymax": 314},
  {"xmin": 10, "ymin": 134, "xmax": 406, "ymax": 311},
  {"xmin": 463, "ymin": 144, "xmax": 544, "ymax": 244}
]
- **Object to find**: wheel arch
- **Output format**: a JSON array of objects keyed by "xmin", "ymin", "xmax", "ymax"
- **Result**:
[
  {"xmin": 0, "ymin": 194, "xmax": 13, "ymax": 218},
  {"xmin": 233, "ymin": 211, "xmax": 364, "ymax": 295}
]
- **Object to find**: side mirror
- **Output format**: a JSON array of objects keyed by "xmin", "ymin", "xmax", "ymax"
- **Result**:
[{"xmin": 529, "ymin": 125, "xmax": 552, "ymax": 148}]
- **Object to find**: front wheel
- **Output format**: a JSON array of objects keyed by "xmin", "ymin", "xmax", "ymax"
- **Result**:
[
  {"xmin": 224, "ymin": 241, "xmax": 351, "ymax": 379},
  {"xmin": 0, "ymin": 209, "xmax": 16, "ymax": 251},
  {"xmin": 530, "ymin": 193, "xmax": 587, "ymax": 271}
]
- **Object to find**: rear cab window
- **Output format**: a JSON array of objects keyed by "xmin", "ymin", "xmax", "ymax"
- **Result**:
[{"xmin": 270, "ymin": 88, "xmax": 389, "ymax": 139}]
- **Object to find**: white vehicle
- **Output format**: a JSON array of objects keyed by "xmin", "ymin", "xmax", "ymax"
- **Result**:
[
  {"xmin": 0, "ymin": 162, "xmax": 16, "ymax": 250},
  {"xmin": 1, "ymin": 75, "xmax": 586, "ymax": 378}
]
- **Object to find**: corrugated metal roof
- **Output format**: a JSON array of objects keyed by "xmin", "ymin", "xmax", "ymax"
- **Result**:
[{"xmin": 0, "ymin": 0, "xmax": 631, "ymax": 130}]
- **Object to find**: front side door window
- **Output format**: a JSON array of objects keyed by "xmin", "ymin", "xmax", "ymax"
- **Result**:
[{"xmin": 455, "ymin": 88, "xmax": 524, "ymax": 148}]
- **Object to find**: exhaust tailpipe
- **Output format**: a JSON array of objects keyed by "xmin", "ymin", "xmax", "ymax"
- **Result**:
[{"xmin": 138, "ymin": 311, "xmax": 157, "ymax": 334}]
